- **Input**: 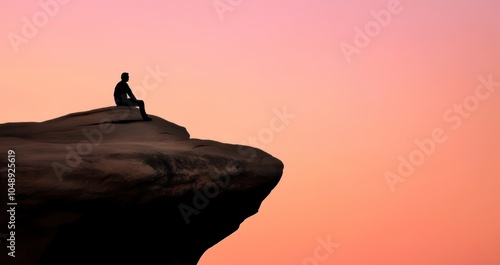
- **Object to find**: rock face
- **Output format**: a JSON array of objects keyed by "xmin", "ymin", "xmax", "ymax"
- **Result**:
[{"xmin": 0, "ymin": 107, "xmax": 283, "ymax": 265}]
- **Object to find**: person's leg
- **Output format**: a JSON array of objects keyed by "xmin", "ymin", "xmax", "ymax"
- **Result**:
[
  {"xmin": 134, "ymin": 100, "xmax": 151, "ymax": 120},
  {"xmin": 135, "ymin": 100, "xmax": 146, "ymax": 116},
  {"xmin": 123, "ymin": 99, "xmax": 151, "ymax": 121}
]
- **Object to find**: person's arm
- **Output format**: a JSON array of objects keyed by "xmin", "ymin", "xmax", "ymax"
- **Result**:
[{"xmin": 125, "ymin": 83, "xmax": 138, "ymax": 101}]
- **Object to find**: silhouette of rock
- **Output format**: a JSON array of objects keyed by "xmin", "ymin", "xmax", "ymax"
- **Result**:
[{"xmin": 0, "ymin": 106, "xmax": 283, "ymax": 265}]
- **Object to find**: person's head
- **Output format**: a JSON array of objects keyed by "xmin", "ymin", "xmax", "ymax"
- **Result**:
[{"xmin": 121, "ymin": 72, "xmax": 129, "ymax": 82}]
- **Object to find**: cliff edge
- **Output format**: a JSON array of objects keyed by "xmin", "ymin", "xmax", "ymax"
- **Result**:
[{"xmin": 0, "ymin": 106, "xmax": 283, "ymax": 265}]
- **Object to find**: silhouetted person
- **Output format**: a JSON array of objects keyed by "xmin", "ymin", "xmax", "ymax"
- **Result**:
[{"xmin": 114, "ymin": 72, "xmax": 152, "ymax": 121}]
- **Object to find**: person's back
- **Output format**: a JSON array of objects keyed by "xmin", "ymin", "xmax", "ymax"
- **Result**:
[{"xmin": 114, "ymin": 80, "xmax": 132, "ymax": 105}]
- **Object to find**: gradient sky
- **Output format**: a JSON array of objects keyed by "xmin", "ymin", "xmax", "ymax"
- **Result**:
[{"xmin": 2, "ymin": 0, "xmax": 500, "ymax": 264}]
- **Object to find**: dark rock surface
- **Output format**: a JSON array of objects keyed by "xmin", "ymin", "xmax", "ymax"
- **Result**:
[{"xmin": 0, "ymin": 106, "xmax": 283, "ymax": 265}]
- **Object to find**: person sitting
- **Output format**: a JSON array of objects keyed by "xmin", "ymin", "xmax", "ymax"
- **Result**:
[{"xmin": 114, "ymin": 72, "xmax": 152, "ymax": 121}]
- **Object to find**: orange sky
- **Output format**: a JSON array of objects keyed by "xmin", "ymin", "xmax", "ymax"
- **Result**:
[{"xmin": 1, "ymin": 1, "xmax": 500, "ymax": 264}]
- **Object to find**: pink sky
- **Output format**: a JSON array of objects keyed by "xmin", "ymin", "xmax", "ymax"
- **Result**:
[{"xmin": 1, "ymin": 0, "xmax": 500, "ymax": 264}]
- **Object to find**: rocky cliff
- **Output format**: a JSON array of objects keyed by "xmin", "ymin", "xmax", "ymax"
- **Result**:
[{"xmin": 0, "ymin": 106, "xmax": 283, "ymax": 265}]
